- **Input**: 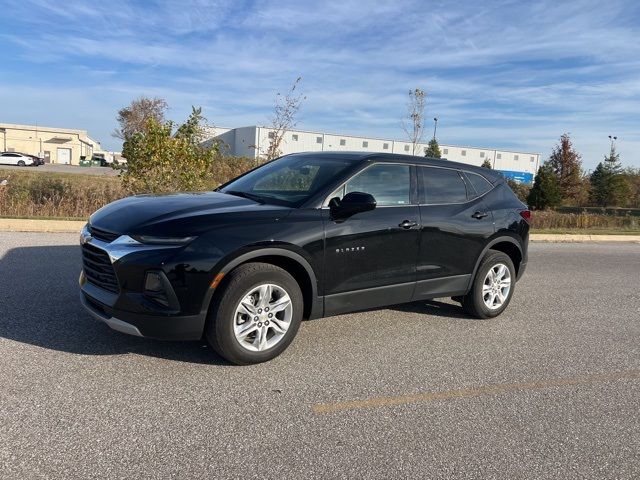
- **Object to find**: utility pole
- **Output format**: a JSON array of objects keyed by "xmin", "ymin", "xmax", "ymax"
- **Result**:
[
  {"xmin": 607, "ymin": 135, "xmax": 617, "ymax": 164},
  {"xmin": 432, "ymin": 117, "xmax": 438, "ymax": 140}
]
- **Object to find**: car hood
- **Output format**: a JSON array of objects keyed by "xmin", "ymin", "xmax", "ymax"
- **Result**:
[{"xmin": 89, "ymin": 191, "xmax": 291, "ymax": 236}]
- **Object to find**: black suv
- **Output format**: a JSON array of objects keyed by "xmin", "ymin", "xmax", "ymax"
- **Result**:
[{"xmin": 80, "ymin": 152, "xmax": 529, "ymax": 364}]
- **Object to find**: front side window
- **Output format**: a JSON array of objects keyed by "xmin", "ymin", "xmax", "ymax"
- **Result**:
[
  {"xmin": 343, "ymin": 164, "xmax": 411, "ymax": 206},
  {"xmin": 421, "ymin": 167, "xmax": 468, "ymax": 204}
]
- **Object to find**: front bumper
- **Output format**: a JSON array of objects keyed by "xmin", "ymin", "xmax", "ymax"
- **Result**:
[{"xmin": 80, "ymin": 289, "xmax": 206, "ymax": 340}]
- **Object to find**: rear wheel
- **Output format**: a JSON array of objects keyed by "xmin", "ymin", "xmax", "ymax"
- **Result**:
[
  {"xmin": 17, "ymin": 160, "xmax": 25, "ymax": 167},
  {"xmin": 206, "ymin": 263, "xmax": 303, "ymax": 365},
  {"xmin": 462, "ymin": 250, "xmax": 515, "ymax": 319}
]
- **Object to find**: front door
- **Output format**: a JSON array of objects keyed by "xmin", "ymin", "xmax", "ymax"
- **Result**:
[{"xmin": 323, "ymin": 163, "xmax": 420, "ymax": 315}]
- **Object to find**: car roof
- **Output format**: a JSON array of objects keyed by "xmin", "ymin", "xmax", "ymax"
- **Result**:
[{"xmin": 285, "ymin": 151, "xmax": 504, "ymax": 182}]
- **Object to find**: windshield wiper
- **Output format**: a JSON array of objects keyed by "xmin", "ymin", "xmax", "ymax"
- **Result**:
[{"xmin": 224, "ymin": 190, "xmax": 266, "ymax": 204}]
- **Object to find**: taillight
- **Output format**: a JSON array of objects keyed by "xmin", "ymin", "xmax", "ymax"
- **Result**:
[{"xmin": 519, "ymin": 210, "xmax": 531, "ymax": 223}]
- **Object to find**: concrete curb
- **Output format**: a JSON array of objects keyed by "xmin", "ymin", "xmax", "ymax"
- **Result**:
[
  {"xmin": 0, "ymin": 218, "xmax": 85, "ymax": 233},
  {"xmin": 1, "ymin": 219, "xmax": 639, "ymax": 243},
  {"xmin": 530, "ymin": 233, "xmax": 640, "ymax": 243}
]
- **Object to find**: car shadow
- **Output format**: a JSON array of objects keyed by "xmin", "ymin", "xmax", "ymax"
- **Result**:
[
  {"xmin": 389, "ymin": 299, "xmax": 473, "ymax": 320},
  {"xmin": 0, "ymin": 244, "xmax": 229, "ymax": 365}
]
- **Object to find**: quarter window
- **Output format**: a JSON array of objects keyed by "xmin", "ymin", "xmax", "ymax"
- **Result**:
[
  {"xmin": 344, "ymin": 164, "xmax": 411, "ymax": 206},
  {"xmin": 421, "ymin": 167, "xmax": 468, "ymax": 204},
  {"xmin": 466, "ymin": 172, "xmax": 493, "ymax": 197}
]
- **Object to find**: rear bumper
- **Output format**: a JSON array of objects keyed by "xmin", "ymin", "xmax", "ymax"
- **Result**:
[{"xmin": 80, "ymin": 291, "xmax": 206, "ymax": 341}]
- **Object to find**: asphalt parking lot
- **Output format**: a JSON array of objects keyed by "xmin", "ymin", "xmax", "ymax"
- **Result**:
[{"xmin": 1, "ymin": 232, "xmax": 639, "ymax": 479}]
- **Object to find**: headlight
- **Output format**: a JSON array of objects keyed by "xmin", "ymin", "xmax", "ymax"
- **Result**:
[{"xmin": 130, "ymin": 235, "xmax": 196, "ymax": 245}]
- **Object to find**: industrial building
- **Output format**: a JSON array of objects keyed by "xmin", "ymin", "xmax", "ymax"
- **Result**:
[
  {"xmin": 206, "ymin": 126, "xmax": 540, "ymax": 183},
  {"xmin": 0, "ymin": 123, "xmax": 102, "ymax": 165}
]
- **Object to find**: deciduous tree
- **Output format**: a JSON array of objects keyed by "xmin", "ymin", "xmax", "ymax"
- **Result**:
[
  {"xmin": 402, "ymin": 88, "xmax": 427, "ymax": 156},
  {"xmin": 113, "ymin": 96, "xmax": 168, "ymax": 140},
  {"xmin": 264, "ymin": 77, "xmax": 306, "ymax": 161},
  {"xmin": 547, "ymin": 133, "xmax": 583, "ymax": 203}
]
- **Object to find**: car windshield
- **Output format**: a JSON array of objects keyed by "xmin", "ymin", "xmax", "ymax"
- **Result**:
[{"xmin": 219, "ymin": 154, "xmax": 355, "ymax": 207}]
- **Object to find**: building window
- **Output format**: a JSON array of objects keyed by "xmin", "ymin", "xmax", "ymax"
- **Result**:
[
  {"xmin": 404, "ymin": 145, "xmax": 410, "ymax": 152},
  {"xmin": 497, "ymin": 153, "xmax": 502, "ymax": 160},
  {"xmin": 340, "ymin": 139, "xmax": 346, "ymax": 146},
  {"xmin": 292, "ymin": 134, "xmax": 298, "ymax": 141},
  {"xmin": 316, "ymin": 136, "xmax": 323, "ymax": 144},
  {"xmin": 383, "ymin": 143, "xmax": 389, "ymax": 150},
  {"xmin": 443, "ymin": 148, "xmax": 448, "ymax": 155},
  {"xmin": 480, "ymin": 152, "xmax": 485, "ymax": 158},
  {"xmin": 362, "ymin": 141, "xmax": 368, "ymax": 148},
  {"xmin": 461, "ymin": 150, "xmax": 466, "ymax": 156},
  {"xmin": 530, "ymin": 156, "xmax": 535, "ymax": 162},
  {"xmin": 268, "ymin": 131, "xmax": 275, "ymax": 139},
  {"xmin": 514, "ymin": 154, "xmax": 519, "ymax": 161}
]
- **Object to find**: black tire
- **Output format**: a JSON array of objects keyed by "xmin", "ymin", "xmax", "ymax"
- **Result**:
[
  {"xmin": 461, "ymin": 249, "xmax": 516, "ymax": 319},
  {"xmin": 17, "ymin": 160, "xmax": 25, "ymax": 167},
  {"xmin": 206, "ymin": 263, "xmax": 303, "ymax": 365}
]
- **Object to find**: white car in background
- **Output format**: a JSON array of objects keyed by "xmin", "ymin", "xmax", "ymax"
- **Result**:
[{"xmin": 0, "ymin": 152, "xmax": 36, "ymax": 166}]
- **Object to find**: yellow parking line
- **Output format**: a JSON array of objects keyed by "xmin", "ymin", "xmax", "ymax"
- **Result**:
[{"xmin": 312, "ymin": 370, "xmax": 640, "ymax": 414}]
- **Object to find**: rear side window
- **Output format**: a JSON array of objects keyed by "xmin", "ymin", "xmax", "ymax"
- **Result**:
[
  {"xmin": 344, "ymin": 163, "xmax": 411, "ymax": 206},
  {"xmin": 421, "ymin": 167, "xmax": 467, "ymax": 204},
  {"xmin": 466, "ymin": 172, "xmax": 494, "ymax": 197}
]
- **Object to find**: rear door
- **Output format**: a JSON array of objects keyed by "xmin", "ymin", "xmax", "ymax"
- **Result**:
[
  {"xmin": 414, "ymin": 166, "xmax": 494, "ymax": 299},
  {"xmin": 323, "ymin": 162, "xmax": 420, "ymax": 315}
]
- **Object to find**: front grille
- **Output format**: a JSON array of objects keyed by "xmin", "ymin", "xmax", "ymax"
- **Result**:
[
  {"xmin": 88, "ymin": 225, "xmax": 119, "ymax": 243},
  {"xmin": 82, "ymin": 243, "xmax": 119, "ymax": 293}
]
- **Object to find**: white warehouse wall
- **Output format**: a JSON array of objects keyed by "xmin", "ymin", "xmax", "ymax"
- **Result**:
[{"xmin": 207, "ymin": 126, "xmax": 540, "ymax": 183}]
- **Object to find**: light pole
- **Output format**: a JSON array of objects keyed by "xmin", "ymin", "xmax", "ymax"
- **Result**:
[
  {"xmin": 432, "ymin": 117, "xmax": 438, "ymax": 140},
  {"xmin": 607, "ymin": 135, "xmax": 618, "ymax": 163}
]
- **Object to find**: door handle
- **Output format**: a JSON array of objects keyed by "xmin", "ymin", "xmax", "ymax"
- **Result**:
[
  {"xmin": 472, "ymin": 211, "xmax": 489, "ymax": 219},
  {"xmin": 399, "ymin": 220, "xmax": 418, "ymax": 229}
]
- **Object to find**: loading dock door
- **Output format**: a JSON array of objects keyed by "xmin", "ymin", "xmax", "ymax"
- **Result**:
[{"xmin": 57, "ymin": 148, "xmax": 71, "ymax": 164}]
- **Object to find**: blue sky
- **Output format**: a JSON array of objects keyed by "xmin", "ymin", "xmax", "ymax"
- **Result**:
[{"xmin": 1, "ymin": 0, "xmax": 639, "ymax": 169}]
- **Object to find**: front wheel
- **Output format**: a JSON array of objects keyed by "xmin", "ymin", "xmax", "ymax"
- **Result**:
[
  {"xmin": 206, "ymin": 263, "xmax": 303, "ymax": 365},
  {"xmin": 17, "ymin": 160, "xmax": 26, "ymax": 167},
  {"xmin": 461, "ymin": 250, "xmax": 516, "ymax": 319}
]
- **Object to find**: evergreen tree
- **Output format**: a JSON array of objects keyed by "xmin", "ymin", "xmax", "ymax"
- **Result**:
[
  {"xmin": 589, "ymin": 146, "xmax": 630, "ymax": 206},
  {"xmin": 481, "ymin": 158, "xmax": 492, "ymax": 169},
  {"xmin": 547, "ymin": 133, "xmax": 583, "ymax": 203},
  {"xmin": 527, "ymin": 163, "xmax": 562, "ymax": 209},
  {"xmin": 424, "ymin": 138, "xmax": 442, "ymax": 158}
]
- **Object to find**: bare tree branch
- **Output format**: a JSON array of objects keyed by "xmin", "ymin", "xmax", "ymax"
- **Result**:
[
  {"xmin": 264, "ymin": 77, "xmax": 306, "ymax": 161},
  {"xmin": 401, "ymin": 88, "xmax": 427, "ymax": 155}
]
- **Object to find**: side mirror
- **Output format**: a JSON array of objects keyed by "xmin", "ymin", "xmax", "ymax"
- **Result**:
[{"xmin": 330, "ymin": 191, "xmax": 377, "ymax": 220}]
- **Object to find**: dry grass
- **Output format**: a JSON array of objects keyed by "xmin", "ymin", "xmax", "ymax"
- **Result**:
[
  {"xmin": 0, "ymin": 170, "xmax": 126, "ymax": 220},
  {"xmin": 531, "ymin": 209, "xmax": 640, "ymax": 231},
  {"xmin": 0, "ymin": 158, "xmax": 256, "ymax": 220}
]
